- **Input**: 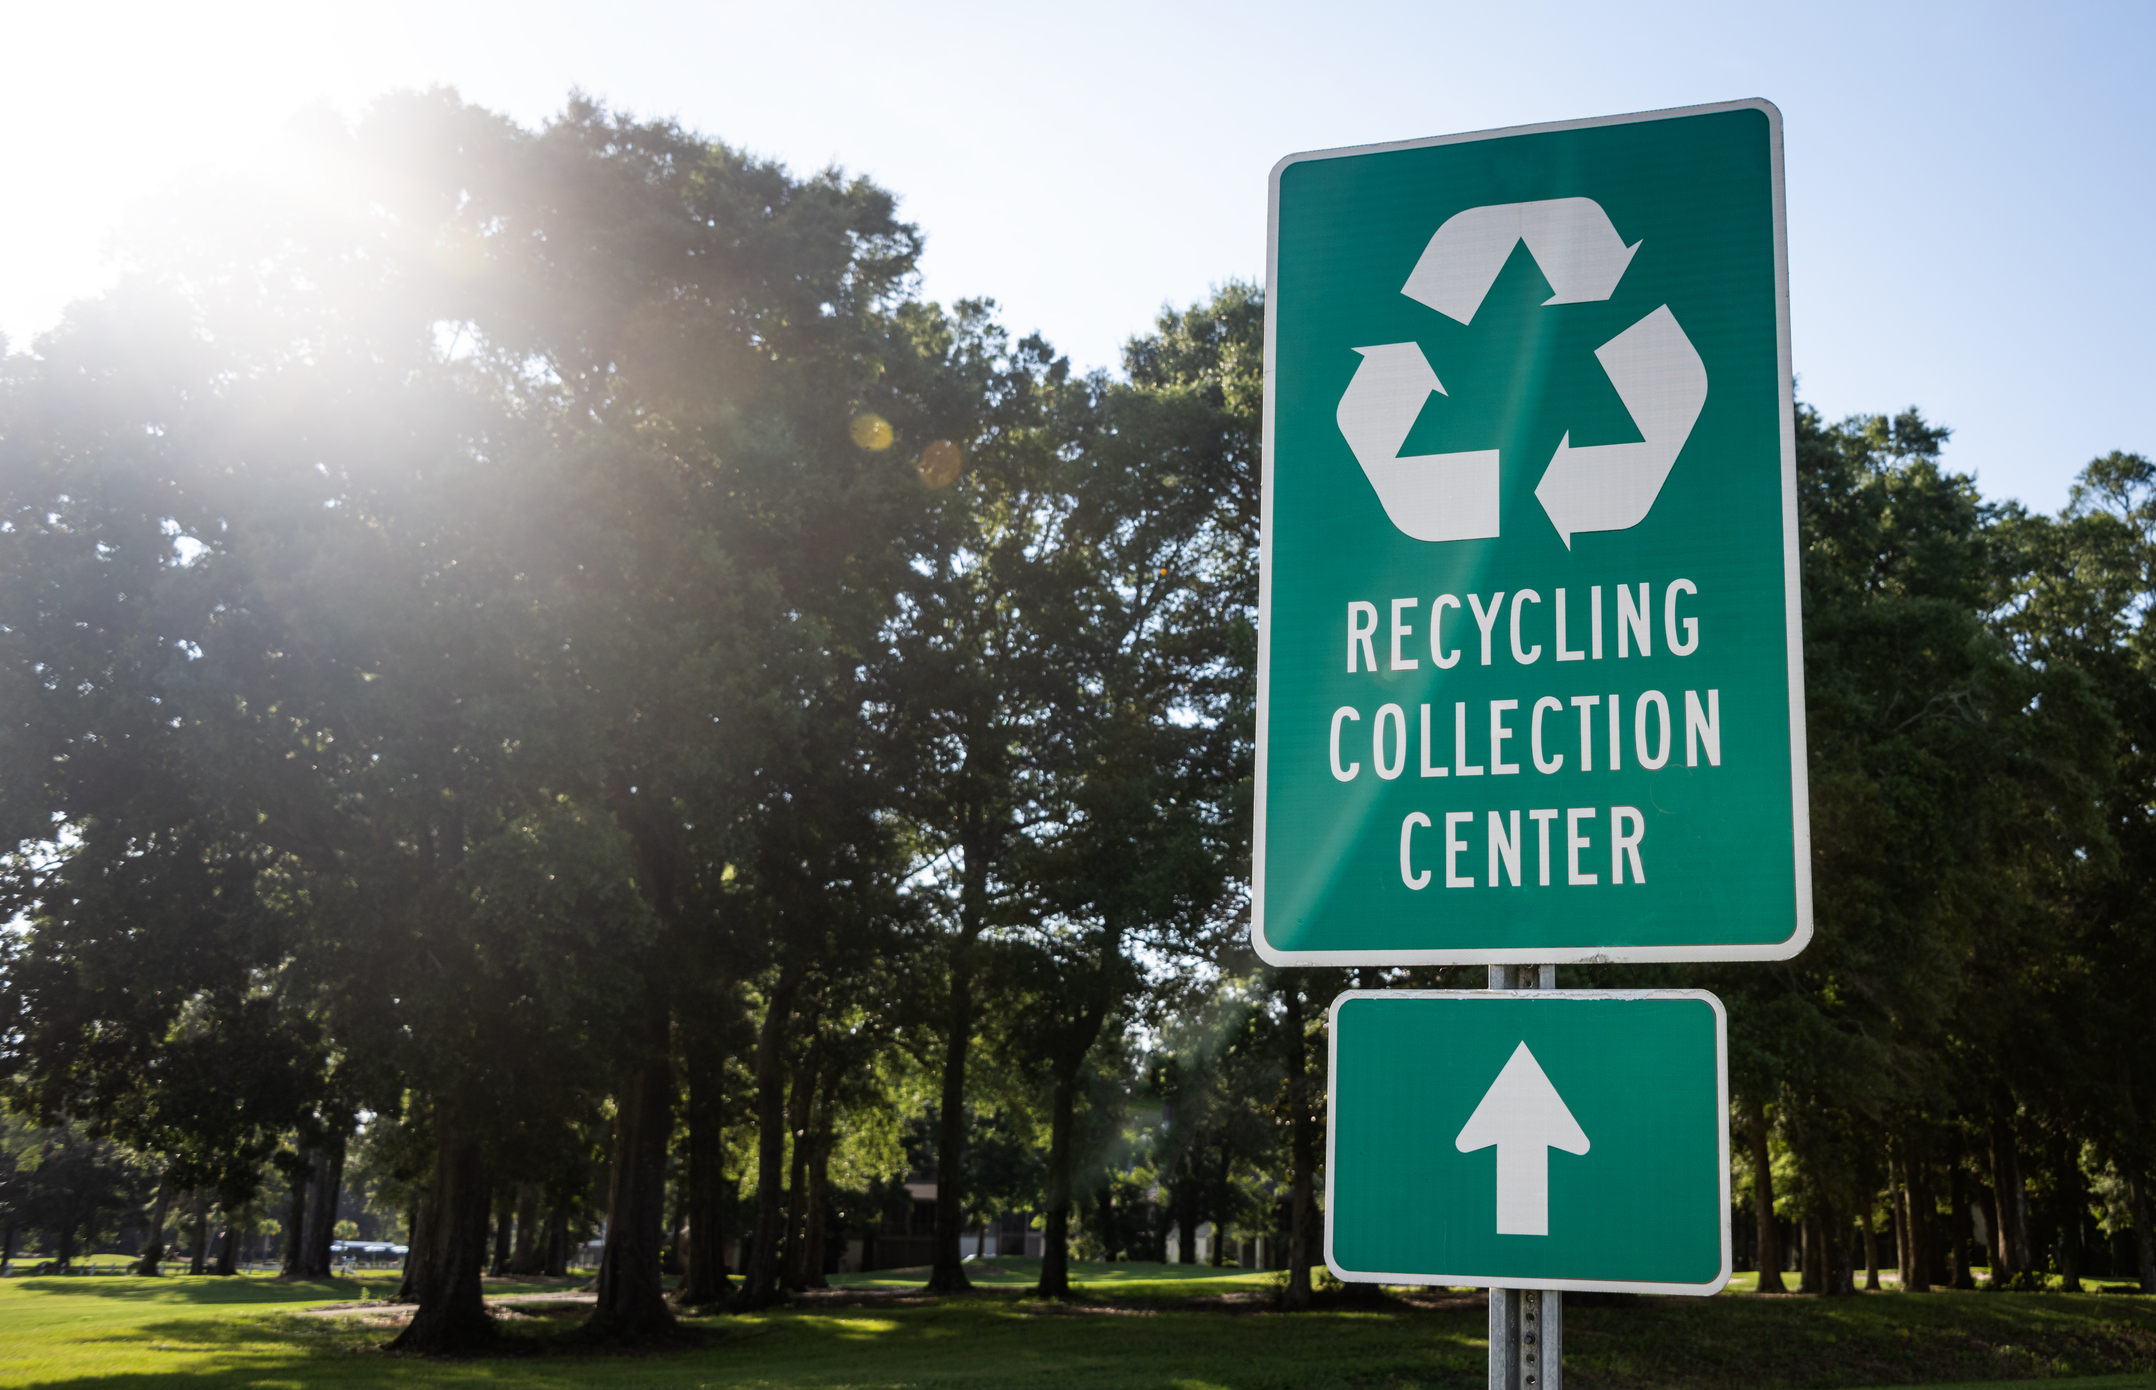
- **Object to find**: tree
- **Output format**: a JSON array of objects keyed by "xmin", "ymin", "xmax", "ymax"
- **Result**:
[
  {"xmin": 1006, "ymin": 285, "xmax": 1263, "ymax": 1298},
  {"xmin": 872, "ymin": 305, "xmax": 1084, "ymax": 1293},
  {"xmin": 1694, "ymin": 406, "xmax": 2113, "ymax": 1294},
  {"xmin": 1, "ymin": 87, "xmax": 941, "ymax": 1348},
  {"xmin": 1270, "ymin": 968, "xmax": 1330, "ymax": 1307},
  {"xmin": 1997, "ymin": 450, "xmax": 2156, "ymax": 1291}
]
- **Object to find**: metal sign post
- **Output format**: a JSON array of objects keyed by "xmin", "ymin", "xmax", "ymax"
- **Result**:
[
  {"xmin": 1489, "ymin": 965, "xmax": 1560, "ymax": 1390},
  {"xmin": 1483, "ymin": 965, "xmax": 1569, "ymax": 1387},
  {"xmin": 1489, "ymin": 1286, "xmax": 1559, "ymax": 1390}
]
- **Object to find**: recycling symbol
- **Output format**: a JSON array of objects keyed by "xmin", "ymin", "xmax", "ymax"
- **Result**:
[{"xmin": 1334, "ymin": 197, "xmax": 1707, "ymax": 548}]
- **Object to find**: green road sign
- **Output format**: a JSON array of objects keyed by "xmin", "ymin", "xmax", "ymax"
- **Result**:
[
  {"xmin": 1327, "ymin": 989, "xmax": 1730, "ymax": 1294},
  {"xmin": 1253, "ymin": 100, "xmax": 1809, "ymax": 964}
]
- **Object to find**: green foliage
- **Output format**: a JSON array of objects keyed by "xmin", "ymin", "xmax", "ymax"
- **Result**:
[{"xmin": 1680, "ymin": 405, "xmax": 2149, "ymax": 1283}]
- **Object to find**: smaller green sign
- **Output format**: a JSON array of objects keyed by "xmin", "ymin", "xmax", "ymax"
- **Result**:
[{"xmin": 1327, "ymin": 989, "xmax": 1729, "ymax": 1294}]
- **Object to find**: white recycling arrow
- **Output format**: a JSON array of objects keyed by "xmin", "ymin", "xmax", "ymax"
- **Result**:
[
  {"xmin": 1533, "ymin": 304, "xmax": 1708, "ymax": 549},
  {"xmin": 1334, "ymin": 343, "xmax": 1500, "ymax": 543},
  {"xmin": 1453, "ymin": 1041, "xmax": 1590, "ymax": 1237},
  {"xmin": 1402, "ymin": 197, "xmax": 1640, "ymax": 325},
  {"xmin": 1337, "ymin": 196, "xmax": 1710, "ymax": 549}
]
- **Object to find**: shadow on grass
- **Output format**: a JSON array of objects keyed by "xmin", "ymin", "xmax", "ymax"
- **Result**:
[
  {"xmin": 1560, "ymin": 1289, "xmax": 2156, "ymax": 1388},
  {"xmin": 97, "ymin": 1312, "xmax": 350, "ymax": 1350},
  {"xmin": 9, "ymin": 1276, "xmax": 365, "ymax": 1306},
  {"xmin": 4, "ymin": 1273, "xmax": 580, "ymax": 1305},
  {"xmin": 119, "ymin": 1309, "xmax": 768, "ymax": 1358}
]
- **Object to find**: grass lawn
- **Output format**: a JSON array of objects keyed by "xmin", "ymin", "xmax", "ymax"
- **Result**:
[{"xmin": 0, "ymin": 1260, "xmax": 2149, "ymax": 1389}]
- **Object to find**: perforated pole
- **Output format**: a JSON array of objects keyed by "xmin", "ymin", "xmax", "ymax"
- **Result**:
[{"xmin": 1487, "ymin": 965, "xmax": 1562, "ymax": 1390}]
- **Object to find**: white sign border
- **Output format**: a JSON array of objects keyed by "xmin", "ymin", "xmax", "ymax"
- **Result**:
[
  {"xmin": 1252, "ymin": 97, "xmax": 1813, "ymax": 966},
  {"xmin": 1323, "ymin": 988, "xmax": 1734, "ymax": 1296}
]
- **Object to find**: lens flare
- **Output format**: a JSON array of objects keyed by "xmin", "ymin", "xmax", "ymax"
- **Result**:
[
  {"xmin": 916, "ymin": 439, "xmax": 962, "ymax": 488},
  {"xmin": 850, "ymin": 412, "xmax": 894, "ymax": 450}
]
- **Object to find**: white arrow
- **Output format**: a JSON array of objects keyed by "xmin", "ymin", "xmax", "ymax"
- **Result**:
[
  {"xmin": 1454, "ymin": 1041, "xmax": 1590, "ymax": 1236},
  {"xmin": 1334, "ymin": 343, "xmax": 1501, "ymax": 543},
  {"xmin": 1533, "ymin": 305, "xmax": 1708, "ymax": 548},
  {"xmin": 1402, "ymin": 198, "xmax": 1640, "ymax": 325}
]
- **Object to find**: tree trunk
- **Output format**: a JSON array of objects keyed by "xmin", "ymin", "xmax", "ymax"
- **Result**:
[
  {"xmin": 188, "ymin": 1190, "xmax": 209, "ymax": 1276},
  {"xmin": 739, "ymin": 962, "xmax": 800, "ymax": 1308},
  {"xmin": 1038, "ymin": 1069, "xmax": 1078, "ymax": 1297},
  {"xmin": 1904, "ymin": 1160, "xmax": 1935, "ymax": 1292},
  {"xmin": 1175, "ymin": 1167, "xmax": 1199, "ymax": 1265},
  {"xmin": 214, "ymin": 1224, "xmax": 238, "ymax": 1276},
  {"xmin": 1210, "ymin": 1145, "xmax": 1232, "ymax": 1267},
  {"xmin": 489, "ymin": 1191, "xmax": 514, "ymax": 1277},
  {"xmin": 1989, "ymin": 1109, "xmax": 2030, "ymax": 1286},
  {"xmin": 281, "ymin": 1161, "xmax": 312, "ymax": 1277},
  {"xmin": 2057, "ymin": 1137, "xmax": 2084, "ymax": 1293},
  {"xmin": 1094, "ymin": 1186, "xmax": 1117, "ymax": 1263},
  {"xmin": 1799, "ymin": 1212, "xmax": 1822, "ymax": 1293},
  {"xmin": 1905, "ymin": 1163, "xmax": 1940, "ymax": 1293},
  {"xmin": 677, "ymin": 1015, "xmax": 732, "ymax": 1305},
  {"xmin": 543, "ymin": 1208, "xmax": 569, "ymax": 1278},
  {"xmin": 1987, "ymin": 1145, "xmax": 2012, "ymax": 1284},
  {"xmin": 134, "ymin": 1177, "xmax": 173, "ymax": 1276},
  {"xmin": 1821, "ymin": 1193, "xmax": 1850, "ymax": 1296},
  {"xmin": 304, "ymin": 1140, "xmax": 345, "ymax": 1279},
  {"xmin": 1949, "ymin": 1166, "xmax": 1977, "ymax": 1289},
  {"xmin": 1889, "ymin": 1160, "xmax": 1909, "ymax": 1289},
  {"xmin": 927, "ymin": 942, "xmax": 977, "ymax": 1294},
  {"xmin": 782, "ymin": 1060, "xmax": 812, "ymax": 1290},
  {"xmin": 509, "ymin": 1188, "xmax": 541, "ymax": 1277},
  {"xmin": 1282, "ymin": 975, "xmax": 1316, "ymax": 1310},
  {"xmin": 802, "ymin": 1119, "xmax": 833, "ymax": 1290},
  {"xmin": 1746, "ymin": 1099, "xmax": 1785, "ymax": 1293},
  {"xmin": 388, "ymin": 1114, "xmax": 495, "ymax": 1352},
  {"xmin": 585, "ymin": 1014, "xmax": 679, "ymax": 1340},
  {"xmin": 1862, "ymin": 1196, "xmax": 1880, "ymax": 1291},
  {"xmin": 1035, "ymin": 939, "xmax": 1123, "ymax": 1300},
  {"xmin": 2131, "ymin": 1172, "xmax": 2156, "ymax": 1294},
  {"xmin": 394, "ymin": 1200, "xmax": 427, "ymax": 1302}
]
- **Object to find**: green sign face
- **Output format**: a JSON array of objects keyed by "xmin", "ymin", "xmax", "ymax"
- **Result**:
[
  {"xmin": 1253, "ymin": 101, "xmax": 1809, "ymax": 964},
  {"xmin": 1327, "ymin": 990, "xmax": 1730, "ymax": 1293}
]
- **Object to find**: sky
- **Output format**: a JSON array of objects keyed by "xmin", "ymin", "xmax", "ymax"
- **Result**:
[{"xmin": 1, "ymin": 1, "xmax": 2148, "ymax": 513}]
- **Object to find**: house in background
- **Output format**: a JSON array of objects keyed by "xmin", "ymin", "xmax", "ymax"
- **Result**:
[{"xmin": 1164, "ymin": 1222, "xmax": 1275, "ymax": 1269}]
